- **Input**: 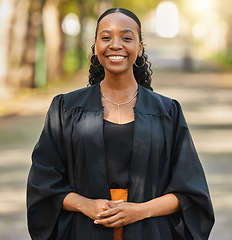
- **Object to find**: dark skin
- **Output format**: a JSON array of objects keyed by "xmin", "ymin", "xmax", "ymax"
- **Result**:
[{"xmin": 63, "ymin": 12, "xmax": 181, "ymax": 228}]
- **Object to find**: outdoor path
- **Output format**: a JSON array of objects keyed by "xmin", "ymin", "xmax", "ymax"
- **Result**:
[
  {"xmin": 0, "ymin": 71, "xmax": 232, "ymax": 239},
  {"xmin": 155, "ymin": 72, "xmax": 232, "ymax": 240}
]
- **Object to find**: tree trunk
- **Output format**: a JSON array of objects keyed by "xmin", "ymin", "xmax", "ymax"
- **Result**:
[
  {"xmin": 77, "ymin": 0, "xmax": 86, "ymax": 70},
  {"xmin": 19, "ymin": 0, "xmax": 42, "ymax": 88},
  {"xmin": 42, "ymin": 0, "xmax": 63, "ymax": 81},
  {"xmin": 0, "ymin": 0, "xmax": 17, "ymax": 97},
  {"xmin": 8, "ymin": 0, "xmax": 30, "ymax": 87}
]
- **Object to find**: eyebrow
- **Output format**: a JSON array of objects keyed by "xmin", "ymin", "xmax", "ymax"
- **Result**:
[{"xmin": 99, "ymin": 29, "xmax": 135, "ymax": 35}]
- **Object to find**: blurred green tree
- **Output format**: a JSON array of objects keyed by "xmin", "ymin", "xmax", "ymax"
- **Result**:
[
  {"xmin": 0, "ymin": 0, "xmax": 165, "ymax": 92},
  {"xmin": 21, "ymin": 0, "xmax": 42, "ymax": 88},
  {"xmin": 114, "ymin": 0, "xmax": 162, "ymax": 18},
  {"xmin": 60, "ymin": 0, "xmax": 97, "ymax": 71}
]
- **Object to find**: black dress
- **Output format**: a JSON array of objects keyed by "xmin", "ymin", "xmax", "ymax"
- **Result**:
[{"xmin": 103, "ymin": 119, "xmax": 134, "ymax": 189}]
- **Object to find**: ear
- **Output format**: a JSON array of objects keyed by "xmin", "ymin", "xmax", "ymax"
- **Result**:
[{"xmin": 138, "ymin": 41, "xmax": 143, "ymax": 57}]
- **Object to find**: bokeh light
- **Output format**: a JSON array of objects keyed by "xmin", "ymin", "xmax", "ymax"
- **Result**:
[
  {"xmin": 192, "ymin": 22, "xmax": 206, "ymax": 39},
  {"xmin": 0, "ymin": 1, "xmax": 10, "ymax": 19},
  {"xmin": 155, "ymin": 1, "xmax": 179, "ymax": 38},
  {"xmin": 62, "ymin": 13, "xmax": 80, "ymax": 37},
  {"xmin": 186, "ymin": 0, "xmax": 214, "ymax": 12}
]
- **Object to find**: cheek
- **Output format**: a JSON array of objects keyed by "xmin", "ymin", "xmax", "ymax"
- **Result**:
[
  {"xmin": 128, "ymin": 46, "xmax": 139, "ymax": 60},
  {"xmin": 95, "ymin": 43, "xmax": 106, "ymax": 56}
]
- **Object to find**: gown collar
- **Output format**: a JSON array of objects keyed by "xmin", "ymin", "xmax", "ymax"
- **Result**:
[{"xmin": 73, "ymin": 83, "xmax": 171, "ymax": 116}]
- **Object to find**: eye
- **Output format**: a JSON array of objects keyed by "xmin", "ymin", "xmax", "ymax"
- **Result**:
[
  {"xmin": 102, "ymin": 36, "xmax": 111, "ymax": 40},
  {"xmin": 123, "ymin": 36, "xmax": 133, "ymax": 41}
]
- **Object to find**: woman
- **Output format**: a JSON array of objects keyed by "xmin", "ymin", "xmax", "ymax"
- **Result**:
[{"xmin": 27, "ymin": 8, "xmax": 214, "ymax": 240}]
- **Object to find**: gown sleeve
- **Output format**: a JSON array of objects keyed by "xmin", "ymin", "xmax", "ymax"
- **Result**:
[
  {"xmin": 27, "ymin": 95, "xmax": 74, "ymax": 240},
  {"xmin": 165, "ymin": 100, "xmax": 214, "ymax": 240}
]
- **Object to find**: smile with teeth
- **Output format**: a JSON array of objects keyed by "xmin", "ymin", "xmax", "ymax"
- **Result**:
[{"xmin": 108, "ymin": 56, "xmax": 126, "ymax": 60}]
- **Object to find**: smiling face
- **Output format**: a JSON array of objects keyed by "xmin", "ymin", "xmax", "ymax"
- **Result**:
[{"xmin": 95, "ymin": 12, "xmax": 143, "ymax": 76}]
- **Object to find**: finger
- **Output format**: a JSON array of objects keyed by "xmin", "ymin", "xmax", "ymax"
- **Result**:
[
  {"xmin": 111, "ymin": 200, "xmax": 124, "ymax": 204},
  {"xmin": 96, "ymin": 205, "xmax": 111, "ymax": 217},
  {"xmin": 102, "ymin": 205, "xmax": 111, "ymax": 211},
  {"xmin": 107, "ymin": 202, "xmax": 118, "ymax": 208},
  {"xmin": 103, "ymin": 220, "xmax": 124, "ymax": 228},
  {"xmin": 97, "ymin": 207, "xmax": 120, "ymax": 218},
  {"xmin": 94, "ymin": 213, "xmax": 121, "ymax": 227},
  {"xmin": 107, "ymin": 200, "xmax": 123, "ymax": 208},
  {"xmin": 97, "ymin": 217, "xmax": 125, "ymax": 228}
]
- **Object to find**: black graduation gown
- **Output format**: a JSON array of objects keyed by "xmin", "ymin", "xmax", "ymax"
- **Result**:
[{"xmin": 27, "ymin": 83, "xmax": 214, "ymax": 240}]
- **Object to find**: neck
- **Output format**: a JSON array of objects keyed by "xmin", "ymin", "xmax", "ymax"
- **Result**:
[
  {"xmin": 103, "ymin": 70, "xmax": 138, "ymax": 91},
  {"xmin": 100, "ymin": 71, "xmax": 138, "ymax": 104}
]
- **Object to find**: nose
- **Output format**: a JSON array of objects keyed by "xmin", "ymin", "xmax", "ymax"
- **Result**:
[{"xmin": 109, "ymin": 37, "xmax": 123, "ymax": 50}]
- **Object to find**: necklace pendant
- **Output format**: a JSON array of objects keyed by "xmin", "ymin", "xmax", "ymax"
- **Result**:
[
  {"xmin": 100, "ymin": 81, "xmax": 138, "ymax": 125},
  {"xmin": 117, "ymin": 104, "xmax": 120, "ymax": 124}
]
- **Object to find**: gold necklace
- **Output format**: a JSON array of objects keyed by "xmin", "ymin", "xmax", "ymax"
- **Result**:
[{"xmin": 100, "ymin": 81, "xmax": 138, "ymax": 124}]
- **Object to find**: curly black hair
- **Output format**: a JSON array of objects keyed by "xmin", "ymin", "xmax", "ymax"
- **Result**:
[{"xmin": 88, "ymin": 8, "xmax": 153, "ymax": 91}]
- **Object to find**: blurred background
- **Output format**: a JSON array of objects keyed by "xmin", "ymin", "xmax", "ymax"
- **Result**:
[{"xmin": 0, "ymin": 0, "xmax": 231, "ymax": 239}]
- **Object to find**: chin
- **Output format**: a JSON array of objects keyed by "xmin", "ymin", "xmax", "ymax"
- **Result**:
[{"xmin": 105, "ymin": 65, "xmax": 133, "ymax": 75}]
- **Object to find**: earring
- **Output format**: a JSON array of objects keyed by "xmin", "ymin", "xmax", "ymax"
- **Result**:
[
  {"xmin": 91, "ymin": 54, "xmax": 101, "ymax": 67},
  {"xmin": 134, "ymin": 55, "xmax": 145, "ymax": 68}
]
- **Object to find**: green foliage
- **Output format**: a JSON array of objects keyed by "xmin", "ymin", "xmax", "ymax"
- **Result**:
[
  {"xmin": 211, "ymin": 51, "xmax": 232, "ymax": 70},
  {"xmin": 86, "ymin": 0, "xmax": 101, "ymax": 18},
  {"xmin": 34, "ymin": 32, "xmax": 47, "ymax": 88},
  {"xmin": 63, "ymin": 50, "xmax": 79, "ymax": 74},
  {"xmin": 59, "ymin": 0, "xmax": 79, "ymax": 17},
  {"xmin": 114, "ymin": 0, "xmax": 161, "ymax": 18},
  {"xmin": 59, "ymin": 0, "xmax": 99, "ymax": 18},
  {"xmin": 63, "ymin": 49, "xmax": 89, "ymax": 74}
]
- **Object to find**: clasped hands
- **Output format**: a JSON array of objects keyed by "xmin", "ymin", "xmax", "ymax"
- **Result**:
[
  {"xmin": 64, "ymin": 192, "xmax": 180, "ymax": 226},
  {"xmin": 82, "ymin": 198, "xmax": 144, "ymax": 228}
]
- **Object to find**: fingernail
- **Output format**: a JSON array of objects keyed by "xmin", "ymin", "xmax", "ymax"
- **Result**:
[
  {"xmin": 94, "ymin": 220, "xmax": 98, "ymax": 224},
  {"xmin": 97, "ymin": 214, "xmax": 101, "ymax": 217}
]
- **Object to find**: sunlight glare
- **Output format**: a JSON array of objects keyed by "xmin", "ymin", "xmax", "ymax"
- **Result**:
[
  {"xmin": 0, "ymin": 1, "xmax": 10, "ymax": 19},
  {"xmin": 155, "ymin": 1, "xmax": 179, "ymax": 38},
  {"xmin": 187, "ymin": 0, "xmax": 213, "ymax": 12},
  {"xmin": 62, "ymin": 13, "xmax": 80, "ymax": 37},
  {"xmin": 203, "ymin": 10, "xmax": 219, "ymax": 25}
]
